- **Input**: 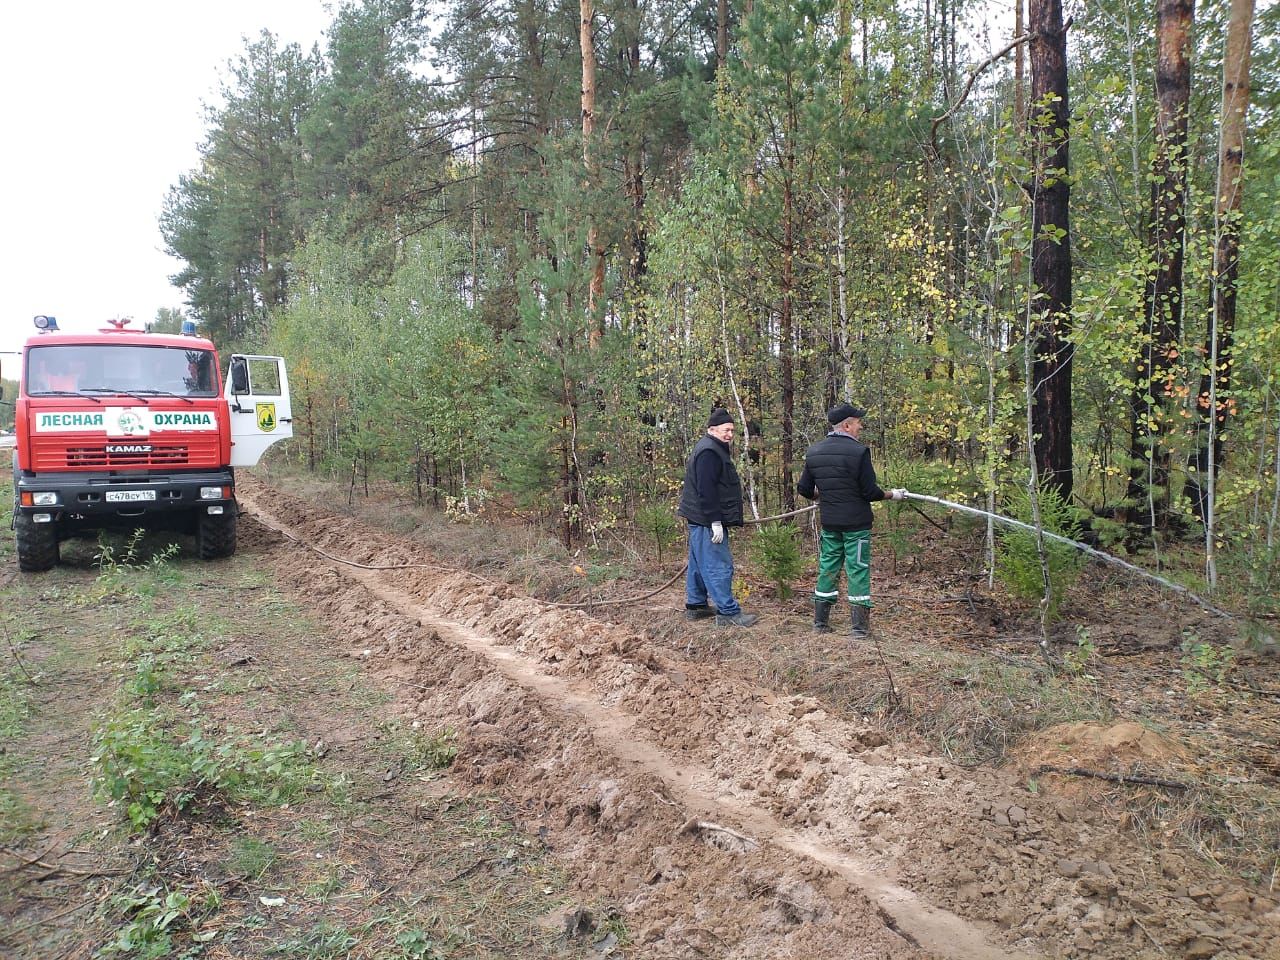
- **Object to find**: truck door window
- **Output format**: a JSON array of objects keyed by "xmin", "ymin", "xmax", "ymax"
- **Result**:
[
  {"xmin": 229, "ymin": 358, "xmax": 249, "ymax": 395},
  {"xmin": 246, "ymin": 359, "xmax": 281, "ymax": 395}
]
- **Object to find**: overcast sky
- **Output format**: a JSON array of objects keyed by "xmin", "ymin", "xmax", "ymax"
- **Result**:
[{"xmin": 0, "ymin": 1, "xmax": 335, "ymax": 359}]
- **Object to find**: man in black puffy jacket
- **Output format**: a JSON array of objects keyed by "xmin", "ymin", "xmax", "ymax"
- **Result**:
[
  {"xmin": 797, "ymin": 403, "xmax": 905, "ymax": 638},
  {"xmin": 677, "ymin": 408, "xmax": 758, "ymax": 627}
]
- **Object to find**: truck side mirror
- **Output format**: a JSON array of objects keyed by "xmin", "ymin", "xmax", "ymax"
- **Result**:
[{"xmin": 229, "ymin": 357, "xmax": 249, "ymax": 395}]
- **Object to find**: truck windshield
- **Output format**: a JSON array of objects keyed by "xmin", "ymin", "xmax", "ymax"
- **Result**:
[{"xmin": 25, "ymin": 345, "xmax": 218, "ymax": 398}]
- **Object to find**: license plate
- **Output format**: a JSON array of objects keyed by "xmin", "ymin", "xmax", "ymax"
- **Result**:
[{"xmin": 105, "ymin": 490, "xmax": 157, "ymax": 503}]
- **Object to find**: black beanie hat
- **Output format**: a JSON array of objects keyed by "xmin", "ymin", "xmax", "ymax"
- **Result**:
[
  {"xmin": 827, "ymin": 402, "xmax": 867, "ymax": 425},
  {"xmin": 707, "ymin": 408, "xmax": 734, "ymax": 427}
]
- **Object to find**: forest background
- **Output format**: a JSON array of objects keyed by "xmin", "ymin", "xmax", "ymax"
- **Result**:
[{"xmin": 157, "ymin": 0, "xmax": 1279, "ymax": 613}]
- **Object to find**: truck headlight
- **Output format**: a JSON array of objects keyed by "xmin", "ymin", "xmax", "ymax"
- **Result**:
[
  {"xmin": 200, "ymin": 486, "xmax": 229, "ymax": 500},
  {"xmin": 32, "ymin": 492, "xmax": 59, "ymax": 506}
]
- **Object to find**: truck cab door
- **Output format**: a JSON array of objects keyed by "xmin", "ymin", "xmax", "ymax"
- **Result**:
[{"xmin": 225, "ymin": 355, "xmax": 293, "ymax": 467}]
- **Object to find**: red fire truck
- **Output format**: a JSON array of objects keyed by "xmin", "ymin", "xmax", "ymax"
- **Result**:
[{"xmin": 8, "ymin": 316, "xmax": 292, "ymax": 571}]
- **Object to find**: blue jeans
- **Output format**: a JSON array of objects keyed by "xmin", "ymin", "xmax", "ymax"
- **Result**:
[{"xmin": 685, "ymin": 524, "xmax": 740, "ymax": 617}]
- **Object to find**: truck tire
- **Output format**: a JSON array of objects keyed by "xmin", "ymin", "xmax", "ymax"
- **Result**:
[
  {"xmin": 15, "ymin": 513, "xmax": 60, "ymax": 572},
  {"xmin": 197, "ymin": 511, "xmax": 237, "ymax": 560}
]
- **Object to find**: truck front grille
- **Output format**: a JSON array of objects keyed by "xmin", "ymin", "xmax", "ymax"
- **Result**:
[
  {"xmin": 66, "ymin": 446, "xmax": 190, "ymax": 467},
  {"xmin": 32, "ymin": 438, "xmax": 221, "ymax": 470}
]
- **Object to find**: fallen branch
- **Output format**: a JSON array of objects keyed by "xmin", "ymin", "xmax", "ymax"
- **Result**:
[
  {"xmin": 449, "ymin": 857, "xmax": 491, "ymax": 882},
  {"xmin": 0, "ymin": 846, "xmax": 129, "ymax": 878},
  {"xmin": 680, "ymin": 819, "xmax": 759, "ymax": 850},
  {"xmin": 3, "ymin": 625, "xmax": 37, "ymax": 685},
  {"xmin": 0, "ymin": 838, "xmax": 66, "ymax": 876},
  {"xmin": 1034, "ymin": 765, "xmax": 1190, "ymax": 791},
  {"xmin": 870, "ymin": 634, "xmax": 903, "ymax": 713},
  {"xmin": 3, "ymin": 898, "xmax": 94, "ymax": 940}
]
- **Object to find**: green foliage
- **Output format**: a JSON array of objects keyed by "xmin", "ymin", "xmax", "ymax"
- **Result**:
[
  {"xmin": 892, "ymin": 459, "xmax": 983, "ymax": 505},
  {"xmin": 90, "ymin": 531, "xmax": 182, "ymax": 603},
  {"xmin": 994, "ymin": 484, "xmax": 1086, "ymax": 621},
  {"xmin": 405, "ymin": 728, "xmax": 459, "ymax": 771},
  {"xmin": 228, "ymin": 836, "xmax": 279, "ymax": 880},
  {"xmin": 634, "ymin": 504, "xmax": 680, "ymax": 563},
  {"xmin": 100, "ymin": 884, "xmax": 193, "ymax": 959},
  {"xmin": 92, "ymin": 702, "xmax": 318, "ymax": 832},
  {"xmin": 270, "ymin": 920, "xmax": 358, "ymax": 958},
  {"xmin": 0, "ymin": 377, "xmax": 16, "ymax": 431},
  {"xmin": 145, "ymin": 307, "xmax": 188, "ymax": 335},
  {"xmin": 1063, "ymin": 626, "xmax": 1097, "ymax": 678},
  {"xmin": 155, "ymin": 0, "xmax": 1280, "ymax": 610},
  {"xmin": 394, "ymin": 929, "xmax": 447, "ymax": 960},
  {"xmin": 0, "ymin": 661, "xmax": 36, "ymax": 841},
  {"xmin": 378, "ymin": 719, "xmax": 459, "ymax": 772},
  {"xmin": 1180, "ymin": 632, "xmax": 1236, "ymax": 696},
  {"xmin": 1219, "ymin": 540, "xmax": 1280, "ymax": 617},
  {"xmin": 751, "ymin": 523, "xmax": 804, "ymax": 600}
]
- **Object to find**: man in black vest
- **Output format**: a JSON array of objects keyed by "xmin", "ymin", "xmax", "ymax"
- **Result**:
[
  {"xmin": 797, "ymin": 403, "xmax": 905, "ymax": 638},
  {"xmin": 677, "ymin": 408, "xmax": 758, "ymax": 627}
]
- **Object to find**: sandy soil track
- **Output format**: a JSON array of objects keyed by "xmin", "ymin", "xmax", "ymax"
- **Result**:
[{"xmin": 239, "ymin": 479, "xmax": 1278, "ymax": 960}]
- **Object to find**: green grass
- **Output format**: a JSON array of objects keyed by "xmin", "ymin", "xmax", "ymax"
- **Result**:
[
  {"xmin": 92, "ymin": 702, "xmax": 324, "ymax": 831},
  {"xmin": 301, "ymin": 864, "xmax": 345, "ymax": 900},
  {"xmin": 0, "ymin": 664, "xmax": 39, "ymax": 840},
  {"xmin": 378, "ymin": 720, "xmax": 459, "ymax": 772},
  {"xmin": 268, "ymin": 920, "xmax": 358, "ymax": 957},
  {"xmin": 228, "ymin": 836, "xmax": 280, "ymax": 880}
]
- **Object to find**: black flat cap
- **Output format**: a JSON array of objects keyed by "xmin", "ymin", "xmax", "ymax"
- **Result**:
[{"xmin": 827, "ymin": 403, "xmax": 867, "ymax": 425}]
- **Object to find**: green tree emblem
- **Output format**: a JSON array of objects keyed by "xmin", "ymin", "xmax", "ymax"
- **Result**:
[{"xmin": 256, "ymin": 403, "xmax": 277, "ymax": 432}]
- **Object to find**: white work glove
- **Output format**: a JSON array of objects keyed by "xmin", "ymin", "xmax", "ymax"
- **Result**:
[
  {"xmin": 711, "ymin": 521, "xmax": 725, "ymax": 544},
  {"xmin": 889, "ymin": 488, "xmax": 908, "ymax": 501}
]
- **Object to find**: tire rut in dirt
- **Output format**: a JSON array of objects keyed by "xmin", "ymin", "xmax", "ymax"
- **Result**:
[{"xmin": 257, "ymin": 548, "xmax": 934, "ymax": 959}]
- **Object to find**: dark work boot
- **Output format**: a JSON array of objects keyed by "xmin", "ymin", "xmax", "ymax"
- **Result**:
[
  {"xmin": 684, "ymin": 604, "xmax": 715, "ymax": 621},
  {"xmin": 716, "ymin": 611, "xmax": 759, "ymax": 627},
  {"xmin": 850, "ymin": 604, "xmax": 871, "ymax": 639},
  {"xmin": 814, "ymin": 600, "xmax": 834, "ymax": 633}
]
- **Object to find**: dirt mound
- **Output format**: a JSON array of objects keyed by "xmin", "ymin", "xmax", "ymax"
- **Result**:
[
  {"xmin": 1015, "ymin": 720, "xmax": 1186, "ymax": 769},
  {"xmin": 239, "ymin": 478, "xmax": 1280, "ymax": 960}
]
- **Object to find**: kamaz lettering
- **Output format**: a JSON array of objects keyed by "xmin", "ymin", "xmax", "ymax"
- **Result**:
[
  {"xmin": 153, "ymin": 412, "xmax": 214, "ymax": 428},
  {"xmin": 106, "ymin": 444, "xmax": 153, "ymax": 454}
]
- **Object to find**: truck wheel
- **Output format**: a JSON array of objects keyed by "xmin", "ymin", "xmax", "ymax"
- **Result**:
[
  {"xmin": 197, "ymin": 511, "xmax": 237, "ymax": 560},
  {"xmin": 15, "ymin": 513, "xmax": 60, "ymax": 572}
]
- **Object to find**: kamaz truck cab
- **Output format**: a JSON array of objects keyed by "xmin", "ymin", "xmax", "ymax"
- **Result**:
[{"xmin": 8, "ymin": 315, "xmax": 291, "ymax": 571}]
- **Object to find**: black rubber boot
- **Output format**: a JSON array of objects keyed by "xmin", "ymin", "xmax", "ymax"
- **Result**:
[
  {"xmin": 850, "ymin": 604, "xmax": 870, "ymax": 639},
  {"xmin": 814, "ymin": 600, "xmax": 834, "ymax": 633}
]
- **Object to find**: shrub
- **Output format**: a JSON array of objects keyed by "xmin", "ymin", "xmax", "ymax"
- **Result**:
[
  {"xmin": 994, "ymin": 483, "xmax": 1085, "ymax": 621},
  {"xmin": 100, "ymin": 884, "xmax": 192, "ymax": 959},
  {"xmin": 751, "ymin": 523, "xmax": 804, "ymax": 600},
  {"xmin": 92, "ymin": 705, "xmax": 317, "ymax": 831},
  {"xmin": 407, "ymin": 728, "xmax": 459, "ymax": 770},
  {"xmin": 635, "ymin": 503, "xmax": 681, "ymax": 563}
]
